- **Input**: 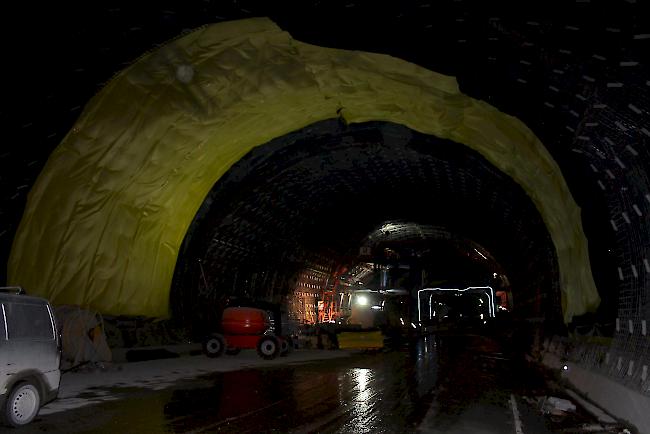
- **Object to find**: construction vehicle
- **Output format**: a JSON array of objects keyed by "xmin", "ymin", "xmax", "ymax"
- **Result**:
[{"xmin": 202, "ymin": 307, "xmax": 290, "ymax": 360}]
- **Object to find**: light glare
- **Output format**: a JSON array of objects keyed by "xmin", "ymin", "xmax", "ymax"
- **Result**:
[{"xmin": 357, "ymin": 295, "xmax": 369, "ymax": 306}]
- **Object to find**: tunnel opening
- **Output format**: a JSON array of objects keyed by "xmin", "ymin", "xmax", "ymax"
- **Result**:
[
  {"xmin": 1, "ymin": 5, "xmax": 646, "ymax": 431},
  {"xmin": 171, "ymin": 119, "xmax": 562, "ymax": 339}
]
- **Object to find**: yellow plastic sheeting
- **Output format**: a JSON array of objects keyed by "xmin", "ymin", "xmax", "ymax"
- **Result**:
[
  {"xmin": 338, "ymin": 331, "xmax": 385, "ymax": 350},
  {"xmin": 8, "ymin": 18, "xmax": 599, "ymax": 321}
]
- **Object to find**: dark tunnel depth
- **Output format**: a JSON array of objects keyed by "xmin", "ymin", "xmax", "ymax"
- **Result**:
[{"xmin": 171, "ymin": 120, "xmax": 561, "ymax": 335}]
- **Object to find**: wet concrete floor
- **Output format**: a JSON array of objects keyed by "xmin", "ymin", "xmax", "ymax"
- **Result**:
[{"xmin": 19, "ymin": 334, "xmax": 622, "ymax": 433}]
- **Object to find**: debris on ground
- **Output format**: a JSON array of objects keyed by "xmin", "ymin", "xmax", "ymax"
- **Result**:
[
  {"xmin": 541, "ymin": 396, "xmax": 577, "ymax": 415},
  {"xmin": 520, "ymin": 392, "xmax": 634, "ymax": 434}
]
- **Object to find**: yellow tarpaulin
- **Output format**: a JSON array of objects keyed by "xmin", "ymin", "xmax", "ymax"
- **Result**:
[
  {"xmin": 338, "ymin": 331, "xmax": 385, "ymax": 350},
  {"xmin": 8, "ymin": 18, "xmax": 599, "ymax": 322},
  {"xmin": 336, "ymin": 331, "xmax": 384, "ymax": 350}
]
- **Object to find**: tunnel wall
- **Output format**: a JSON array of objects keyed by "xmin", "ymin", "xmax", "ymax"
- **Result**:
[
  {"xmin": 171, "ymin": 121, "xmax": 562, "ymax": 328},
  {"xmin": 544, "ymin": 343, "xmax": 650, "ymax": 433},
  {"xmin": 9, "ymin": 17, "xmax": 596, "ymax": 320}
]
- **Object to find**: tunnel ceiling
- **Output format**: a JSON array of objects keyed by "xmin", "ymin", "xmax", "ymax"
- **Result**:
[
  {"xmin": 2, "ymin": 1, "xmax": 648, "ymax": 325},
  {"xmin": 363, "ymin": 222, "xmax": 508, "ymax": 277},
  {"xmin": 172, "ymin": 120, "xmax": 559, "ymax": 322}
]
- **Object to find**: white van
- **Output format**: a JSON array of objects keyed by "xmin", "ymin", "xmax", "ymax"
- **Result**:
[{"xmin": 0, "ymin": 288, "xmax": 61, "ymax": 427}]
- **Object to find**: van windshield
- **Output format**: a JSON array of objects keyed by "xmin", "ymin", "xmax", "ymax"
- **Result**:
[{"xmin": 3, "ymin": 303, "xmax": 54, "ymax": 340}]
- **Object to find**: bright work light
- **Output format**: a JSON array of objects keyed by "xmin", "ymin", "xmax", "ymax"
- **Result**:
[{"xmin": 357, "ymin": 295, "xmax": 369, "ymax": 306}]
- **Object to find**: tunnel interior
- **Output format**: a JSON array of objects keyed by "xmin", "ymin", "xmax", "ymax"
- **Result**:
[
  {"xmin": 5, "ymin": 1, "xmax": 644, "ymax": 330},
  {"xmin": 171, "ymin": 120, "xmax": 561, "ymax": 334},
  {"xmin": 1, "ymin": 3, "xmax": 650, "ymax": 430}
]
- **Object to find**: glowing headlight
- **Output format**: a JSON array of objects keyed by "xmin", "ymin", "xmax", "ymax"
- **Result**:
[{"xmin": 357, "ymin": 295, "xmax": 369, "ymax": 306}]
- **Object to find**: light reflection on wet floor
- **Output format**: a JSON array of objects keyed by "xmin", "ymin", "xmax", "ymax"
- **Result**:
[{"xmin": 22, "ymin": 335, "xmax": 552, "ymax": 434}]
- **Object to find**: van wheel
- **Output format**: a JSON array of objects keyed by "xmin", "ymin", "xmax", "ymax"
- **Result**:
[{"xmin": 3, "ymin": 381, "xmax": 41, "ymax": 427}]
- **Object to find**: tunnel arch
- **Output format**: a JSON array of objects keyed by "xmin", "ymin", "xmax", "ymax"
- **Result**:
[
  {"xmin": 8, "ymin": 17, "xmax": 597, "ymax": 321},
  {"xmin": 172, "ymin": 120, "xmax": 561, "ymax": 332}
]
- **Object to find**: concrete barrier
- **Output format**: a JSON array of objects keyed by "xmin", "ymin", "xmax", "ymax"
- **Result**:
[{"xmin": 543, "ymin": 352, "xmax": 650, "ymax": 434}]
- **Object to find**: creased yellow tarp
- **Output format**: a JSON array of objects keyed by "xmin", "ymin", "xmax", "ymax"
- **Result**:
[{"xmin": 8, "ymin": 18, "xmax": 599, "ymax": 322}]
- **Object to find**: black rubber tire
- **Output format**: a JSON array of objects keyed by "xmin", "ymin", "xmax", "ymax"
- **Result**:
[
  {"xmin": 280, "ymin": 336, "xmax": 292, "ymax": 357},
  {"xmin": 3, "ymin": 381, "xmax": 41, "ymax": 427},
  {"xmin": 225, "ymin": 347, "xmax": 241, "ymax": 356},
  {"xmin": 202, "ymin": 334, "xmax": 226, "ymax": 358},
  {"xmin": 256, "ymin": 336, "xmax": 280, "ymax": 360}
]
